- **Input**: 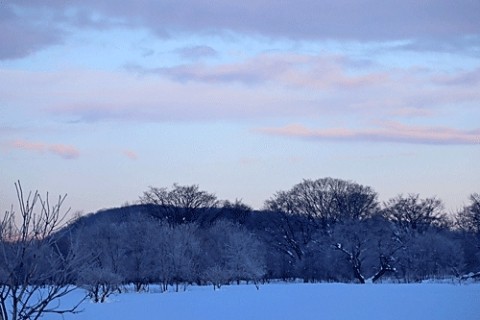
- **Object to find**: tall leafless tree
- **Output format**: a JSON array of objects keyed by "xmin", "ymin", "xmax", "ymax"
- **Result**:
[
  {"xmin": 265, "ymin": 178, "xmax": 379, "ymax": 230},
  {"xmin": 263, "ymin": 178, "xmax": 379, "ymax": 276},
  {"xmin": 139, "ymin": 184, "xmax": 218, "ymax": 224},
  {"xmin": 457, "ymin": 193, "xmax": 480, "ymax": 235},
  {"xmin": 382, "ymin": 194, "xmax": 446, "ymax": 233}
]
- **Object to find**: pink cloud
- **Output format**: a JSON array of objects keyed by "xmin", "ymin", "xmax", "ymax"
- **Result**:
[
  {"xmin": 123, "ymin": 150, "xmax": 138, "ymax": 160},
  {"xmin": 11, "ymin": 140, "xmax": 45, "ymax": 152},
  {"xmin": 258, "ymin": 122, "xmax": 480, "ymax": 145},
  {"xmin": 47, "ymin": 144, "xmax": 80, "ymax": 159},
  {"xmin": 11, "ymin": 140, "xmax": 80, "ymax": 159}
]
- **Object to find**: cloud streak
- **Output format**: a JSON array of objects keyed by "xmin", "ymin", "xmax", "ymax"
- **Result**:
[
  {"xmin": 100, "ymin": 53, "xmax": 480, "ymax": 121},
  {"xmin": 128, "ymin": 53, "xmax": 386, "ymax": 88},
  {"xmin": 10, "ymin": 140, "xmax": 80, "ymax": 159},
  {"xmin": 433, "ymin": 68, "xmax": 480, "ymax": 87},
  {"xmin": 126, "ymin": 53, "xmax": 480, "ymax": 116},
  {"xmin": 258, "ymin": 122, "xmax": 480, "ymax": 145},
  {"xmin": 1, "ymin": 67, "xmax": 315, "ymax": 122},
  {"xmin": 174, "ymin": 45, "xmax": 217, "ymax": 61},
  {"xmin": 2, "ymin": 52, "xmax": 479, "ymax": 125}
]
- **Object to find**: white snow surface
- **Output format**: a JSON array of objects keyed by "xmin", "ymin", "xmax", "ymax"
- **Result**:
[{"xmin": 55, "ymin": 283, "xmax": 479, "ymax": 320}]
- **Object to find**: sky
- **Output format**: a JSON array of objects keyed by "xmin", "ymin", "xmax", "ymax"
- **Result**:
[{"xmin": 1, "ymin": 0, "xmax": 479, "ymax": 215}]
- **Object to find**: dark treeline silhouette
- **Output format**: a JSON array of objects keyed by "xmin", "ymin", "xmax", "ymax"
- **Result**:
[{"xmin": 2, "ymin": 178, "xmax": 479, "ymax": 308}]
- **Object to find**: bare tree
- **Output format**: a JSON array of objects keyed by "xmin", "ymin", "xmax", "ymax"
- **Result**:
[
  {"xmin": 0, "ymin": 182, "xmax": 85, "ymax": 320},
  {"xmin": 265, "ymin": 178, "xmax": 379, "ymax": 230},
  {"xmin": 139, "ymin": 184, "xmax": 218, "ymax": 224},
  {"xmin": 393, "ymin": 229, "xmax": 463, "ymax": 282},
  {"xmin": 457, "ymin": 193, "xmax": 480, "ymax": 235},
  {"xmin": 263, "ymin": 178, "xmax": 379, "ymax": 278},
  {"xmin": 329, "ymin": 218, "xmax": 399, "ymax": 283},
  {"xmin": 383, "ymin": 194, "xmax": 446, "ymax": 233},
  {"xmin": 219, "ymin": 199, "xmax": 252, "ymax": 225},
  {"xmin": 456, "ymin": 193, "xmax": 480, "ymax": 279},
  {"xmin": 263, "ymin": 190, "xmax": 309, "ymax": 264}
]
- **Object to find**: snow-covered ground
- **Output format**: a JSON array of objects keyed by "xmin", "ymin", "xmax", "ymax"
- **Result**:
[{"xmin": 57, "ymin": 283, "xmax": 479, "ymax": 320}]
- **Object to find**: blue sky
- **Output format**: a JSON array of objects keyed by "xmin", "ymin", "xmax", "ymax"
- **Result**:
[{"xmin": 1, "ymin": 1, "xmax": 479, "ymax": 214}]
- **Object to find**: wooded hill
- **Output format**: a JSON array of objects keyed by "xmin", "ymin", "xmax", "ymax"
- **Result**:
[{"xmin": 2, "ymin": 178, "xmax": 479, "ymax": 307}]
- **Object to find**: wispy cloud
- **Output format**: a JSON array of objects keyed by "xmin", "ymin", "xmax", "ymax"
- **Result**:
[
  {"xmin": 1, "ymin": 68, "xmax": 307, "ymax": 122},
  {"xmin": 257, "ymin": 122, "xmax": 480, "ymax": 145},
  {"xmin": 10, "ymin": 140, "xmax": 80, "ymax": 159},
  {"xmin": 393, "ymin": 36, "xmax": 480, "ymax": 56},
  {"xmin": 331, "ymin": 152, "xmax": 417, "ymax": 161},
  {"xmin": 127, "ymin": 53, "xmax": 387, "ymax": 88},
  {"xmin": 90, "ymin": 54, "xmax": 480, "ymax": 121},
  {"xmin": 174, "ymin": 45, "xmax": 217, "ymax": 61},
  {"xmin": 125, "ymin": 54, "xmax": 480, "ymax": 119},
  {"xmin": 2, "ymin": 53, "xmax": 479, "ymax": 124},
  {"xmin": 432, "ymin": 68, "xmax": 480, "ymax": 87}
]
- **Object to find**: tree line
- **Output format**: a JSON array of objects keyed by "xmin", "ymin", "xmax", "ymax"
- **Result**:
[{"xmin": 0, "ymin": 178, "xmax": 479, "ymax": 318}]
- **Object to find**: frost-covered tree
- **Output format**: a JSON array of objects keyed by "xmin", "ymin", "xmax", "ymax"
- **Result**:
[
  {"xmin": 74, "ymin": 222, "xmax": 125, "ymax": 302},
  {"xmin": 201, "ymin": 220, "xmax": 266, "ymax": 289},
  {"xmin": 154, "ymin": 223, "xmax": 202, "ymax": 292},
  {"xmin": 118, "ymin": 219, "xmax": 161, "ymax": 292},
  {"xmin": 0, "ymin": 182, "xmax": 85, "ymax": 320}
]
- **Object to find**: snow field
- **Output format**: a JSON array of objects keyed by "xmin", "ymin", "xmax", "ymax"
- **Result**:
[{"xmin": 56, "ymin": 283, "xmax": 480, "ymax": 320}]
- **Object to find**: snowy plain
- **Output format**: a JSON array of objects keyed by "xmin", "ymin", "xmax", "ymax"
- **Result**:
[{"xmin": 54, "ymin": 282, "xmax": 480, "ymax": 320}]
